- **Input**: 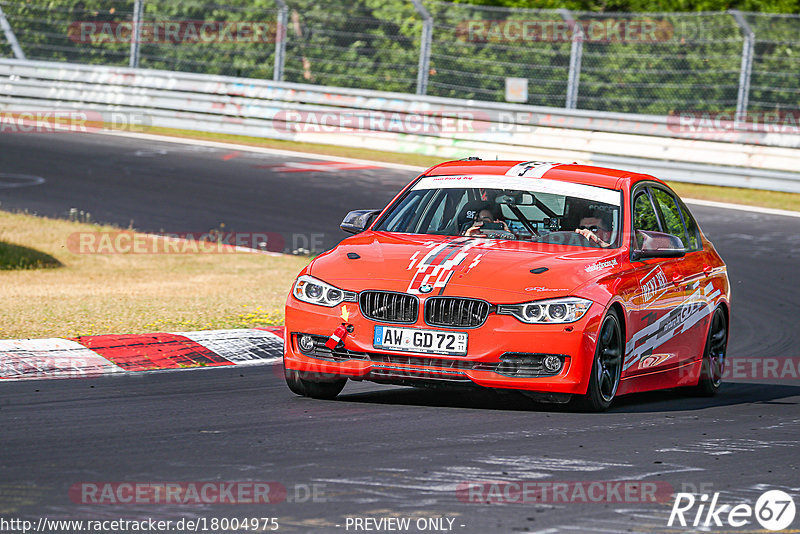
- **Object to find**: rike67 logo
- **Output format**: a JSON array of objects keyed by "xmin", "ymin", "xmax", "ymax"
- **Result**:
[{"xmin": 668, "ymin": 490, "xmax": 796, "ymax": 531}]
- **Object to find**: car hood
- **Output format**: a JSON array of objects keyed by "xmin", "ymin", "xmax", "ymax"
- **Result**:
[{"xmin": 309, "ymin": 232, "xmax": 623, "ymax": 303}]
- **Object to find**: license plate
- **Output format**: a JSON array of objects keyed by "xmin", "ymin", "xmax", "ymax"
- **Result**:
[{"xmin": 373, "ymin": 326, "xmax": 468, "ymax": 356}]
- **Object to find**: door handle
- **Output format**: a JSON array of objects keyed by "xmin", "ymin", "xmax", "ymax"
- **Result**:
[
  {"xmin": 672, "ymin": 273, "xmax": 684, "ymax": 285},
  {"xmin": 703, "ymin": 265, "xmax": 713, "ymax": 276}
]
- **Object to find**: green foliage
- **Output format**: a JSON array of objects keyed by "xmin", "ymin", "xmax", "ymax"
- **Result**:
[
  {"xmin": 456, "ymin": 0, "xmax": 799, "ymax": 13},
  {"xmin": 280, "ymin": 0, "xmax": 421, "ymax": 91},
  {"xmin": 0, "ymin": 0, "xmax": 797, "ymax": 114},
  {"xmin": 0, "ymin": 241, "xmax": 62, "ymax": 270}
]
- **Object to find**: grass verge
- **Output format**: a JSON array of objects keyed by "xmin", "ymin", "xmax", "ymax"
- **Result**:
[
  {"xmin": 0, "ymin": 210, "xmax": 309, "ymax": 339},
  {"xmin": 143, "ymin": 126, "xmax": 800, "ymax": 213}
]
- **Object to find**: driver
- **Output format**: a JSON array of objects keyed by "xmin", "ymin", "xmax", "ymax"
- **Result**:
[
  {"xmin": 575, "ymin": 213, "xmax": 612, "ymax": 248},
  {"xmin": 464, "ymin": 207, "xmax": 511, "ymax": 237}
]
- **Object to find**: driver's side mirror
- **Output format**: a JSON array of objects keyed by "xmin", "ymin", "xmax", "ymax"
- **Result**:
[
  {"xmin": 632, "ymin": 230, "xmax": 686, "ymax": 260},
  {"xmin": 340, "ymin": 209, "xmax": 381, "ymax": 234}
]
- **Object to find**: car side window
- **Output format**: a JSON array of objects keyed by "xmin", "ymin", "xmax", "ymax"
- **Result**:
[
  {"xmin": 652, "ymin": 188, "xmax": 690, "ymax": 250},
  {"xmin": 633, "ymin": 191, "xmax": 660, "ymax": 228},
  {"xmin": 632, "ymin": 191, "xmax": 661, "ymax": 249}
]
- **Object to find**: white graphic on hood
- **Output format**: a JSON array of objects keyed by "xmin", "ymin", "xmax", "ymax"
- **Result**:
[{"xmin": 406, "ymin": 237, "xmax": 491, "ymax": 295}]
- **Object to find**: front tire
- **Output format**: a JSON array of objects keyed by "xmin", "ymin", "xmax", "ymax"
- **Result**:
[
  {"xmin": 284, "ymin": 365, "xmax": 346, "ymax": 400},
  {"xmin": 575, "ymin": 309, "xmax": 623, "ymax": 412},
  {"xmin": 284, "ymin": 365, "xmax": 307, "ymax": 396},
  {"xmin": 694, "ymin": 308, "xmax": 727, "ymax": 396}
]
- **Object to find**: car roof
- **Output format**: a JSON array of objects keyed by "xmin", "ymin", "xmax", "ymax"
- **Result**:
[{"xmin": 422, "ymin": 160, "xmax": 666, "ymax": 191}]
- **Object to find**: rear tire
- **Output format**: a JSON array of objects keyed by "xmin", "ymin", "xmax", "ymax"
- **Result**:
[
  {"xmin": 284, "ymin": 365, "xmax": 346, "ymax": 400},
  {"xmin": 574, "ymin": 309, "xmax": 623, "ymax": 412},
  {"xmin": 693, "ymin": 308, "xmax": 727, "ymax": 397}
]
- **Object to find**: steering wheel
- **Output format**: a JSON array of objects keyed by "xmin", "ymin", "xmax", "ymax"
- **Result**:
[
  {"xmin": 572, "ymin": 231, "xmax": 611, "ymax": 248},
  {"xmin": 480, "ymin": 228, "xmax": 517, "ymax": 240},
  {"xmin": 530, "ymin": 230, "xmax": 598, "ymax": 247}
]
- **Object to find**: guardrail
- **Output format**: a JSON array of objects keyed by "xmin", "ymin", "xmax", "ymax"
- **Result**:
[
  {"xmin": 3, "ymin": 1, "xmax": 799, "ymax": 116},
  {"xmin": 2, "ymin": 58, "xmax": 800, "ymax": 193}
]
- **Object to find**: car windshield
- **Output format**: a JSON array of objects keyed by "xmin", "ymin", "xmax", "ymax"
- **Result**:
[{"xmin": 374, "ymin": 174, "xmax": 622, "ymax": 248}]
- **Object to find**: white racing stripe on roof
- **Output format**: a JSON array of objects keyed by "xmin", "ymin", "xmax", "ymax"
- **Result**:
[
  {"xmin": 504, "ymin": 161, "xmax": 563, "ymax": 177},
  {"xmin": 412, "ymin": 174, "xmax": 621, "ymax": 206}
]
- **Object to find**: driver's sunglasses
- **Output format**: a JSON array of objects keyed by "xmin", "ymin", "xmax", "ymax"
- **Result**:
[
  {"xmin": 579, "ymin": 225, "xmax": 602, "ymax": 233},
  {"xmin": 476, "ymin": 216, "xmax": 495, "ymax": 223}
]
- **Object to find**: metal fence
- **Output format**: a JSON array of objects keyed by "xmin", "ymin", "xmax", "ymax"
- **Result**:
[{"xmin": 0, "ymin": 0, "xmax": 798, "ymax": 116}]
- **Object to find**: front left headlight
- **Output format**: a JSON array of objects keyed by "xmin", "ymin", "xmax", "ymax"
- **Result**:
[
  {"xmin": 497, "ymin": 297, "xmax": 592, "ymax": 324},
  {"xmin": 292, "ymin": 275, "xmax": 349, "ymax": 307}
]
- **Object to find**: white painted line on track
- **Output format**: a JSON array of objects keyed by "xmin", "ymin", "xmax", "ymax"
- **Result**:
[
  {"xmin": 96, "ymin": 130, "xmax": 800, "ymax": 218},
  {"xmin": 97, "ymin": 129, "xmax": 426, "ymax": 172},
  {"xmin": 683, "ymin": 197, "xmax": 800, "ymax": 218}
]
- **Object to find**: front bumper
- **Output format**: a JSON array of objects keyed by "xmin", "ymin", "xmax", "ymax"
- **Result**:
[{"xmin": 284, "ymin": 297, "xmax": 605, "ymax": 396}]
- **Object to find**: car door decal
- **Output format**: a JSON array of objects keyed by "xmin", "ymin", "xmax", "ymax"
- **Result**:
[
  {"xmin": 624, "ymin": 281, "xmax": 721, "ymax": 371},
  {"xmin": 639, "ymin": 265, "xmax": 670, "ymax": 308}
]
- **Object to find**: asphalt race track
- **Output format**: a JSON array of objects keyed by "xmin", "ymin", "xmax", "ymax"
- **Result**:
[
  {"xmin": 1, "ymin": 133, "xmax": 800, "ymax": 533},
  {"xmin": 0, "ymin": 133, "xmax": 410, "ymax": 251}
]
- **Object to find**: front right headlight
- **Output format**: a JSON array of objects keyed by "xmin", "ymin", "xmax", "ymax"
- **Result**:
[
  {"xmin": 497, "ymin": 297, "xmax": 592, "ymax": 324},
  {"xmin": 292, "ymin": 275, "xmax": 348, "ymax": 307}
]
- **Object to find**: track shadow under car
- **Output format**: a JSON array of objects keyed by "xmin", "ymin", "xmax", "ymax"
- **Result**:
[{"xmin": 331, "ymin": 380, "xmax": 800, "ymax": 414}]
